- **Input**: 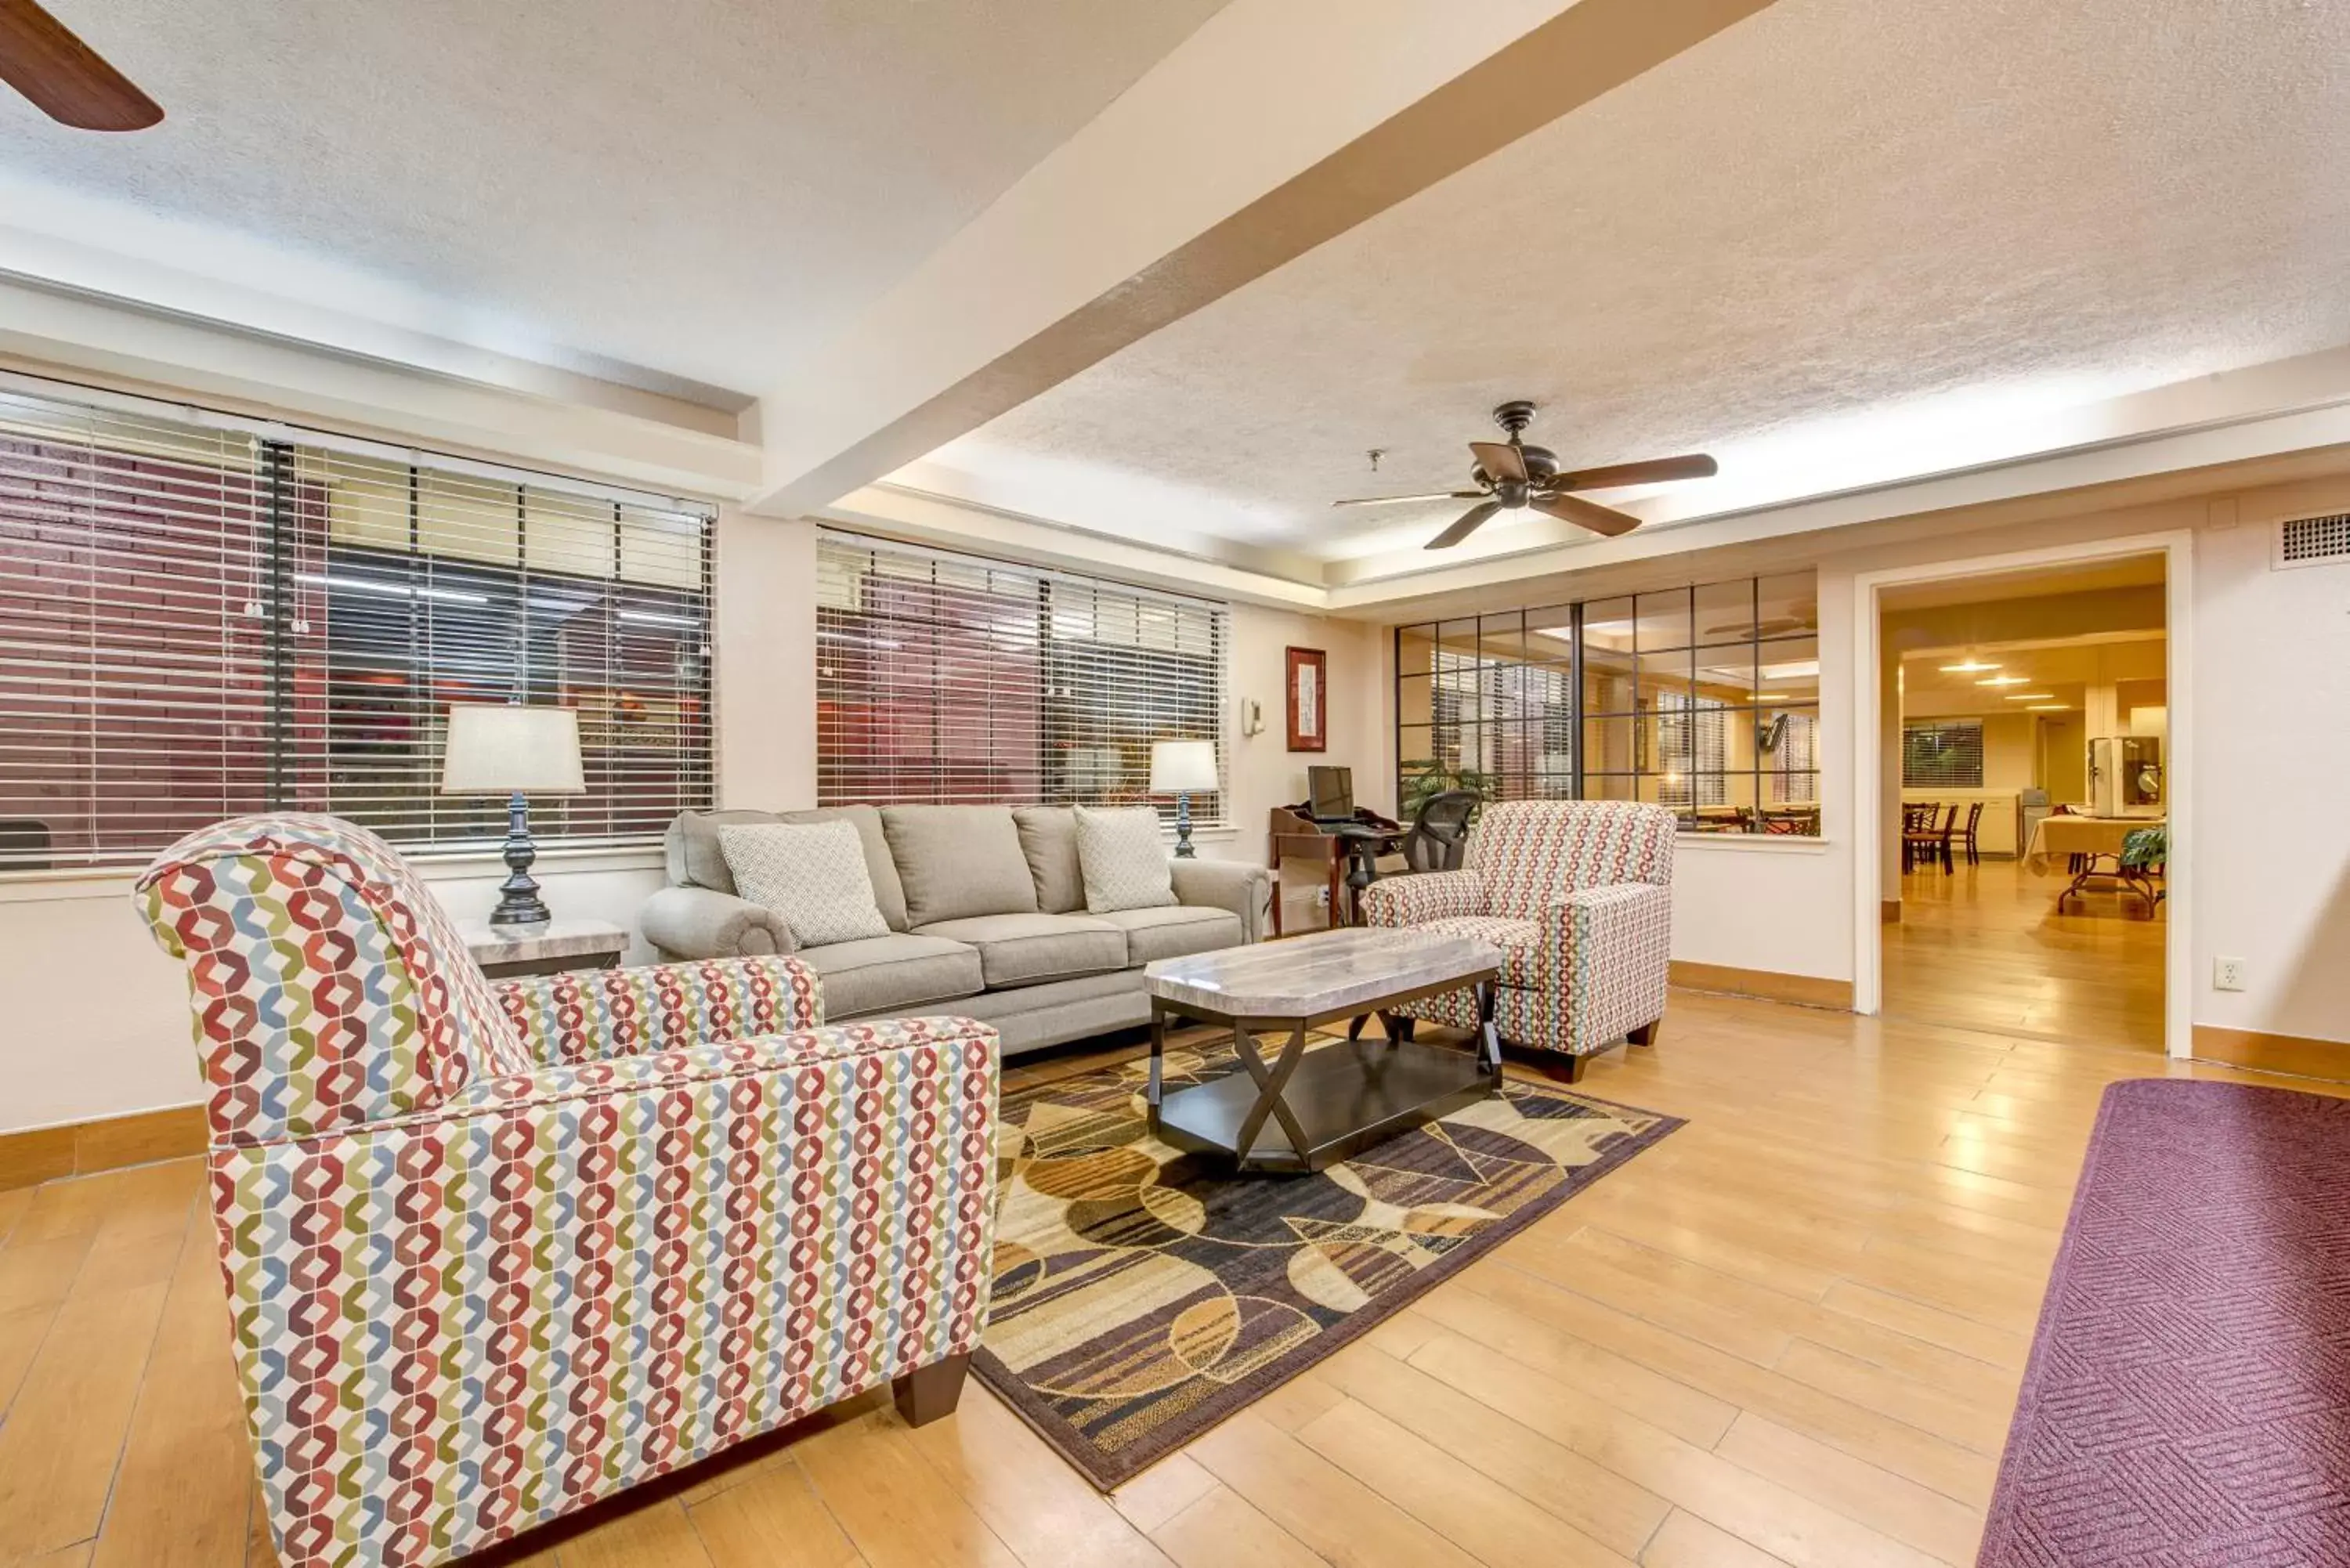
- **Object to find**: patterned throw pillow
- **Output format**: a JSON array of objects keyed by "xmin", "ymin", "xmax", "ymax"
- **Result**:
[
  {"xmin": 1075, "ymin": 806, "xmax": 1177, "ymax": 913},
  {"xmin": 718, "ymin": 821, "xmax": 891, "ymax": 948}
]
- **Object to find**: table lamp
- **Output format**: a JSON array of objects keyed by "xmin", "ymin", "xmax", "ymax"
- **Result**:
[
  {"xmin": 1149, "ymin": 739, "xmax": 1219, "ymax": 859},
  {"xmin": 440, "ymin": 703, "xmax": 586, "ymax": 927}
]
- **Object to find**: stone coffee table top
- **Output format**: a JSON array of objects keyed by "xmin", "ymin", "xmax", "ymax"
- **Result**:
[{"xmin": 1144, "ymin": 925, "xmax": 1500, "ymax": 1021}]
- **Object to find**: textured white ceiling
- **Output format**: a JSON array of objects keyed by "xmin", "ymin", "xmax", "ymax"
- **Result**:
[
  {"xmin": 925, "ymin": 0, "xmax": 2350, "ymax": 558},
  {"xmin": 0, "ymin": 0, "xmax": 1224, "ymax": 401}
]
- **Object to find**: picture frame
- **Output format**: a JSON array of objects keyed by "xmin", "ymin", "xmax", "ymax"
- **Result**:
[{"xmin": 1285, "ymin": 646, "xmax": 1326, "ymax": 752}]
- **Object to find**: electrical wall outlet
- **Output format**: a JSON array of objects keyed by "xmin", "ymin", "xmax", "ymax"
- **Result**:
[{"xmin": 2214, "ymin": 956, "xmax": 2247, "ymax": 992}]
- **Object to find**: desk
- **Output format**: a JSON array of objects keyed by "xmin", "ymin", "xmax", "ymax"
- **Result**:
[
  {"xmin": 1268, "ymin": 805, "xmax": 1404, "ymax": 934},
  {"xmin": 2023, "ymin": 816, "xmax": 2164, "ymax": 915}
]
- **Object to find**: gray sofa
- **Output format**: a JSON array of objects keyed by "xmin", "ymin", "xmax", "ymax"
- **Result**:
[{"xmin": 641, "ymin": 804, "xmax": 1271, "ymax": 1056}]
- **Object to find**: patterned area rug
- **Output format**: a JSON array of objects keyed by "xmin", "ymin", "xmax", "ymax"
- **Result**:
[
  {"xmin": 1980, "ymin": 1078, "xmax": 2350, "ymax": 1566},
  {"xmin": 972, "ymin": 1032, "xmax": 1683, "ymax": 1489}
]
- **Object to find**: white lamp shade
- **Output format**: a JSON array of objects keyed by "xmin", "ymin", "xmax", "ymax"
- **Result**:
[
  {"xmin": 1149, "ymin": 739, "xmax": 1219, "ymax": 793},
  {"xmin": 439, "ymin": 704, "xmax": 588, "ymax": 795}
]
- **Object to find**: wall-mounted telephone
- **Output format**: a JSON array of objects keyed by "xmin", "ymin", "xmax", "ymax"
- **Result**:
[{"xmin": 1239, "ymin": 697, "xmax": 1265, "ymax": 738}]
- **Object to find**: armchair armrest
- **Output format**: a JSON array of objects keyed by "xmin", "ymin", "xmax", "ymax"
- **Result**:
[
  {"xmin": 1361, "ymin": 869, "xmax": 1484, "ymax": 927},
  {"xmin": 642, "ymin": 884, "xmax": 792, "ymax": 961},
  {"xmin": 1170, "ymin": 858, "xmax": 1272, "ymax": 944},
  {"xmin": 215, "ymin": 1013, "xmax": 999, "ymax": 1566},
  {"xmin": 496, "ymin": 953, "xmax": 822, "ymax": 1068},
  {"xmin": 1544, "ymin": 883, "xmax": 1672, "ymax": 1051}
]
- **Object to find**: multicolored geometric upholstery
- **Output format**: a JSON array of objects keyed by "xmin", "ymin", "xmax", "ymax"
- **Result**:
[
  {"xmin": 136, "ymin": 815, "xmax": 999, "ymax": 1568},
  {"xmin": 1361, "ymin": 800, "xmax": 1676, "ymax": 1058}
]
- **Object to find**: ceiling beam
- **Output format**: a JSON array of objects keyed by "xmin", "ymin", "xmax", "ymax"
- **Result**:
[{"xmin": 744, "ymin": 0, "xmax": 1777, "ymax": 516}]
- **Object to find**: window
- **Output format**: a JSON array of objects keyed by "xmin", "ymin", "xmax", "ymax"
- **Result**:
[
  {"xmin": 1903, "ymin": 719, "xmax": 1984, "ymax": 789},
  {"xmin": 1395, "ymin": 574, "xmax": 1820, "ymax": 835},
  {"xmin": 0, "ymin": 385, "xmax": 713, "ymax": 869},
  {"xmin": 815, "ymin": 533, "xmax": 1226, "ymax": 826}
]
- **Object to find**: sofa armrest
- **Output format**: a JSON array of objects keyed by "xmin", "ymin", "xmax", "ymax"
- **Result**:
[
  {"xmin": 496, "ymin": 953, "xmax": 822, "ymax": 1067},
  {"xmin": 1544, "ymin": 883, "xmax": 1672, "ymax": 1049},
  {"xmin": 642, "ymin": 884, "xmax": 793, "ymax": 960},
  {"xmin": 212, "ymin": 1014, "xmax": 999, "ymax": 1567},
  {"xmin": 1170, "ymin": 858, "xmax": 1272, "ymax": 944},
  {"xmin": 1361, "ymin": 869, "xmax": 1484, "ymax": 927}
]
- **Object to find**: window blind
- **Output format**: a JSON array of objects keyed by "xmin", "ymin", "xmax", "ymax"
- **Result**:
[
  {"xmin": 1903, "ymin": 718, "xmax": 1984, "ymax": 788},
  {"xmin": 0, "ymin": 382, "xmax": 713, "ymax": 869},
  {"xmin": 815, "ymin": 532, "xmax": 1227, "ymax": 826}
]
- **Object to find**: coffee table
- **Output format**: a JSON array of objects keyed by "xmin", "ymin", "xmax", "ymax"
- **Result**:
[{"xmin": 1143, "ymin": 927, "xmax": 1503, "ymax": 1174}]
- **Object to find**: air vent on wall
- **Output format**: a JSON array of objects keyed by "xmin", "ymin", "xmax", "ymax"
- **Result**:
[{"xmin": 2275, "ymin": 511, "xmax": 2350, "ymax": 570}]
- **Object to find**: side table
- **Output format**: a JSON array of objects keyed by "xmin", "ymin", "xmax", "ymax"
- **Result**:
[{"xmin": 459, "ymin": 918, "xmax": 631, "ymax": 979}]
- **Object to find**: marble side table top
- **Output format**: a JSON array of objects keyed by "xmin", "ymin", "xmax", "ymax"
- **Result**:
[
  {"xmin": 1144, "ymin": 926, "xmax": 1500, "ymax": 1019},
  {"xmin": 457, "ymin": 917, "xmax": 630, "ymax": 965}
]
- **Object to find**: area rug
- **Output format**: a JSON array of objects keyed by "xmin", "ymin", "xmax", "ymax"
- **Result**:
[
  {"xmin": 971, "ymin": 1031, "xmax": 1683, "ymax": 1489},
  {"xmin": 1979, "ymin": 1078, "xmax": 2350, "ymax": 1566}
]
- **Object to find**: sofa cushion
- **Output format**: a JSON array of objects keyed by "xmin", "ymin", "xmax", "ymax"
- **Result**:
[
  {"xmin": 1076, "ymin": 805, "xmax": 1177, "ymax": 912},
  {"xmin": 794, "ymin": 932, "xmax": 984, "ymax": 1019},
  {"xmin": 1092, "ymin": 904, "xmax": 1243, "ymax": 965},
  {"xmin": 911, "ymin": 912, "xmax": 1126, "ymax": 989},
  {"xmin": 1013, "ymin": 805, "xmax": 1085, "ymax": 914},
  {"xmin": 1418, "ymin": 913, "xmax": 1544, "ymax": 988},
  {"xmin": 669, "ymin": 807, "xmax": 779, "ymax": 895},
  {"xmin": 883, "ymin": 806, "xmax": 1039, "ymax": 926},
  {"xmin": 719, "ymin": 820, "xmax": 891, "ymax": 948},
  {"xmin": 779, "ymin": 804, "xmax": 909, "ymax": 931}
]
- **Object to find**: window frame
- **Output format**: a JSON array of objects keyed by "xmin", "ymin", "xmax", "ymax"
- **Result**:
[{"xmin": 1394, "ymin": 574, "xmax": 1822, "ymax": 836}]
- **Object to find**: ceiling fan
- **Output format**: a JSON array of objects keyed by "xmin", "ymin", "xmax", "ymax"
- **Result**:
[
  {"xmin": 0, "ymin": 0, "xmax": 162, "ymax": 130},
  {"xmin": 1332, "ymin": 400, "xmax": 1716, "ymax": 551}
]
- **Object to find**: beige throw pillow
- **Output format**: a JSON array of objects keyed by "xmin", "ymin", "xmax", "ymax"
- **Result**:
[
  {"xmin": 719, "ymin": 821, "xmax": 891, "ymax": 948},
  {"xmin": 1076, "ymin": 806, "xmax": 1178, "ymax": 913}
]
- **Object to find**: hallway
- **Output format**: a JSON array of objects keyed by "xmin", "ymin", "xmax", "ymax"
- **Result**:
[{"xmin": 1882, "ymin": 857, "xmax": 2164, "ymax": 1053}]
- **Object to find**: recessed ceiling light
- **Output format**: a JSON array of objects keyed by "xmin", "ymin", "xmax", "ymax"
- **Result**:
[
  {"xmin": 2001, "ymin": 692, "xmax": 2055, "ymax": 701},
  {"xmin": 1977, "ymin": 675, "xmax": 2032, "ymax": 687},
  {"xmin": 1759, "ymin": 659, "xmax": 1819, "ymax": 680},
  {"xmin": 1940, "ymin": 659, "xmax": 2001, "ymax": 673},
  {"xmin": 2026, "ymin": 703, "xmax": 2071, "ymax": 711}
]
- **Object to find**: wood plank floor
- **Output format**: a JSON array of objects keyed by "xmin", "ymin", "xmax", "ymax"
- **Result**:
[
  {"xmin": 1882, "ymin": 854, "xmax": 2164, "ymax": 1052},
  {"xmin": 1, "ymin": 983, "xmax": 2311, "ymax": 1568}
]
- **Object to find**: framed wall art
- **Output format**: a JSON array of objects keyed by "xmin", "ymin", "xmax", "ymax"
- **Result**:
[{"xmin": 1285, "ymin": 646, "xmax": 1326, "ymax": 753}]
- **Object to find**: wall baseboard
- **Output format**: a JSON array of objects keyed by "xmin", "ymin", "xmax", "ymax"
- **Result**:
[
  {"xmin": 1670, "ymin": 960, "xmax": 1855, "ymax": 1011},
  {"xmin": 0, "ymin": 1104, "xmax": 205, "ymax": 1192},
  {"xmin": 2192, "ymin": 1025, "xmax": 2350, "ymax": 1084}
]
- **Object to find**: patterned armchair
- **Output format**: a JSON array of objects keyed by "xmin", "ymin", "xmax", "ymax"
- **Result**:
[
  {"xmin": 1360, "ymin": 800, "xmax": 1675, "ymax": 1078},
  {"xmin": 135, "ymin": 815, "xmax": 998, "ymax": 1568}
]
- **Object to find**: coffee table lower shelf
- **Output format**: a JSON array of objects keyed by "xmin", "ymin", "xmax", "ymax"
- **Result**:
[{"xmin": 1151, "ymin": 1035, "xmax": 1496, "ymax": 1174}]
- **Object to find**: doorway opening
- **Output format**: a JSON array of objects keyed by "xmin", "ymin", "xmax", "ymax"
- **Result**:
[{"xmin": 1874, "ymin": 553, "xmax": 2170, "ymax": 1052}]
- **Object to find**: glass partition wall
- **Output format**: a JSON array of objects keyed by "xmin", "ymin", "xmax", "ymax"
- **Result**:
[{"xmin": 1394, "ymin": 573, "xmax": 1820, "ymax": 836}]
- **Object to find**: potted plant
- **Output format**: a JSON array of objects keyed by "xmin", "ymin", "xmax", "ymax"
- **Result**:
[{"xmin": 1399, "ymin": 758, "xmax": 1497, "ymax": 823}]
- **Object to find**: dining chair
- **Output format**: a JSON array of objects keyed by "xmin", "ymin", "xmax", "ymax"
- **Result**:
[
  {"xmin": 1900, "ymin": 802, "xmax": 1940, "ymax": 873},
  {"xmin": 1956, "ymin": 800, "xmax": 1985, "ymax": 866}
]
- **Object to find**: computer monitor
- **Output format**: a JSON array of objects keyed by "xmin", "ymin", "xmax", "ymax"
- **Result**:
[{"xmin": 1307, "ymin": 765, "xmax": 1354, "ymax": 823}]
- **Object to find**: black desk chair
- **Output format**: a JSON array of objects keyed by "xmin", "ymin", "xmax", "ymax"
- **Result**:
[{"xmin": 1400, "ymin": 790, "xmax": 1479, "ymax": 874}]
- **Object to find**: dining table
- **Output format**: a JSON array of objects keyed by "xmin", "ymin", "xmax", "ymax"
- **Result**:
[{"xmin": 2023, "ymin": 814, "xmax": 2164, "ymax": 915}]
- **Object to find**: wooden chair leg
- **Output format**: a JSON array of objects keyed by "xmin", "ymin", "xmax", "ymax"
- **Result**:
[
  {"xmin": 1628, "ymin": 1018, "xmax": 1662, "ymax": 1048},
  {"xmin": 1536, "ymin": 1053, "xmax": 1585, "ymax": 1084},
  {"xmin": 892, "ymin": 1353, "xmax": 971, "ymax": 1427}
]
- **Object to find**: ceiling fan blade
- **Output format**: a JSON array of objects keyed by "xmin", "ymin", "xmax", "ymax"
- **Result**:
[
  {"xmin": 1469, "ymin": 441, "xmax": 1528, "ymax": 485},
  {"xmin": 0, "ymin": 0, "xmax": 162, "ymax": 130},
  {"xmin": 1330, "ymin": 490, "xmax": 1486, "ymax": 509},
  {"xmin": 1531, "ymin": 492, "xmax": 1642, "ymax": 537},
  {"xmin": 1425, "ymin": 500, "xmax": 1502, "ymax": 551},
  {"xmin": 1550, "ymin": 453, "xmax": 1718, "ymax": 491}
]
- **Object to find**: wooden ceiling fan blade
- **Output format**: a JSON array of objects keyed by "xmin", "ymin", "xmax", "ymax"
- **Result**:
[
  {"xmin": 1469, "ymin": 441, "xmax": 1528, "ymax": 485},
  {"xmin": 1425, "ymin": 500, "xmax": 1502, "ymax": 551},
  {"xmin": 1531, "ymin": 493, "xmax": 1642, "ymax": 537},
  {"xmin": 0, "ymin": 0, "xmax": 162, "ymax": 130},
  {"xmin": 1330, "ymin": 490, "xmax": 1485, "ymax": 508},
  {"xmin": 1551, "ymin": 453, "xmax": 1717, "ymax": 491}
]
